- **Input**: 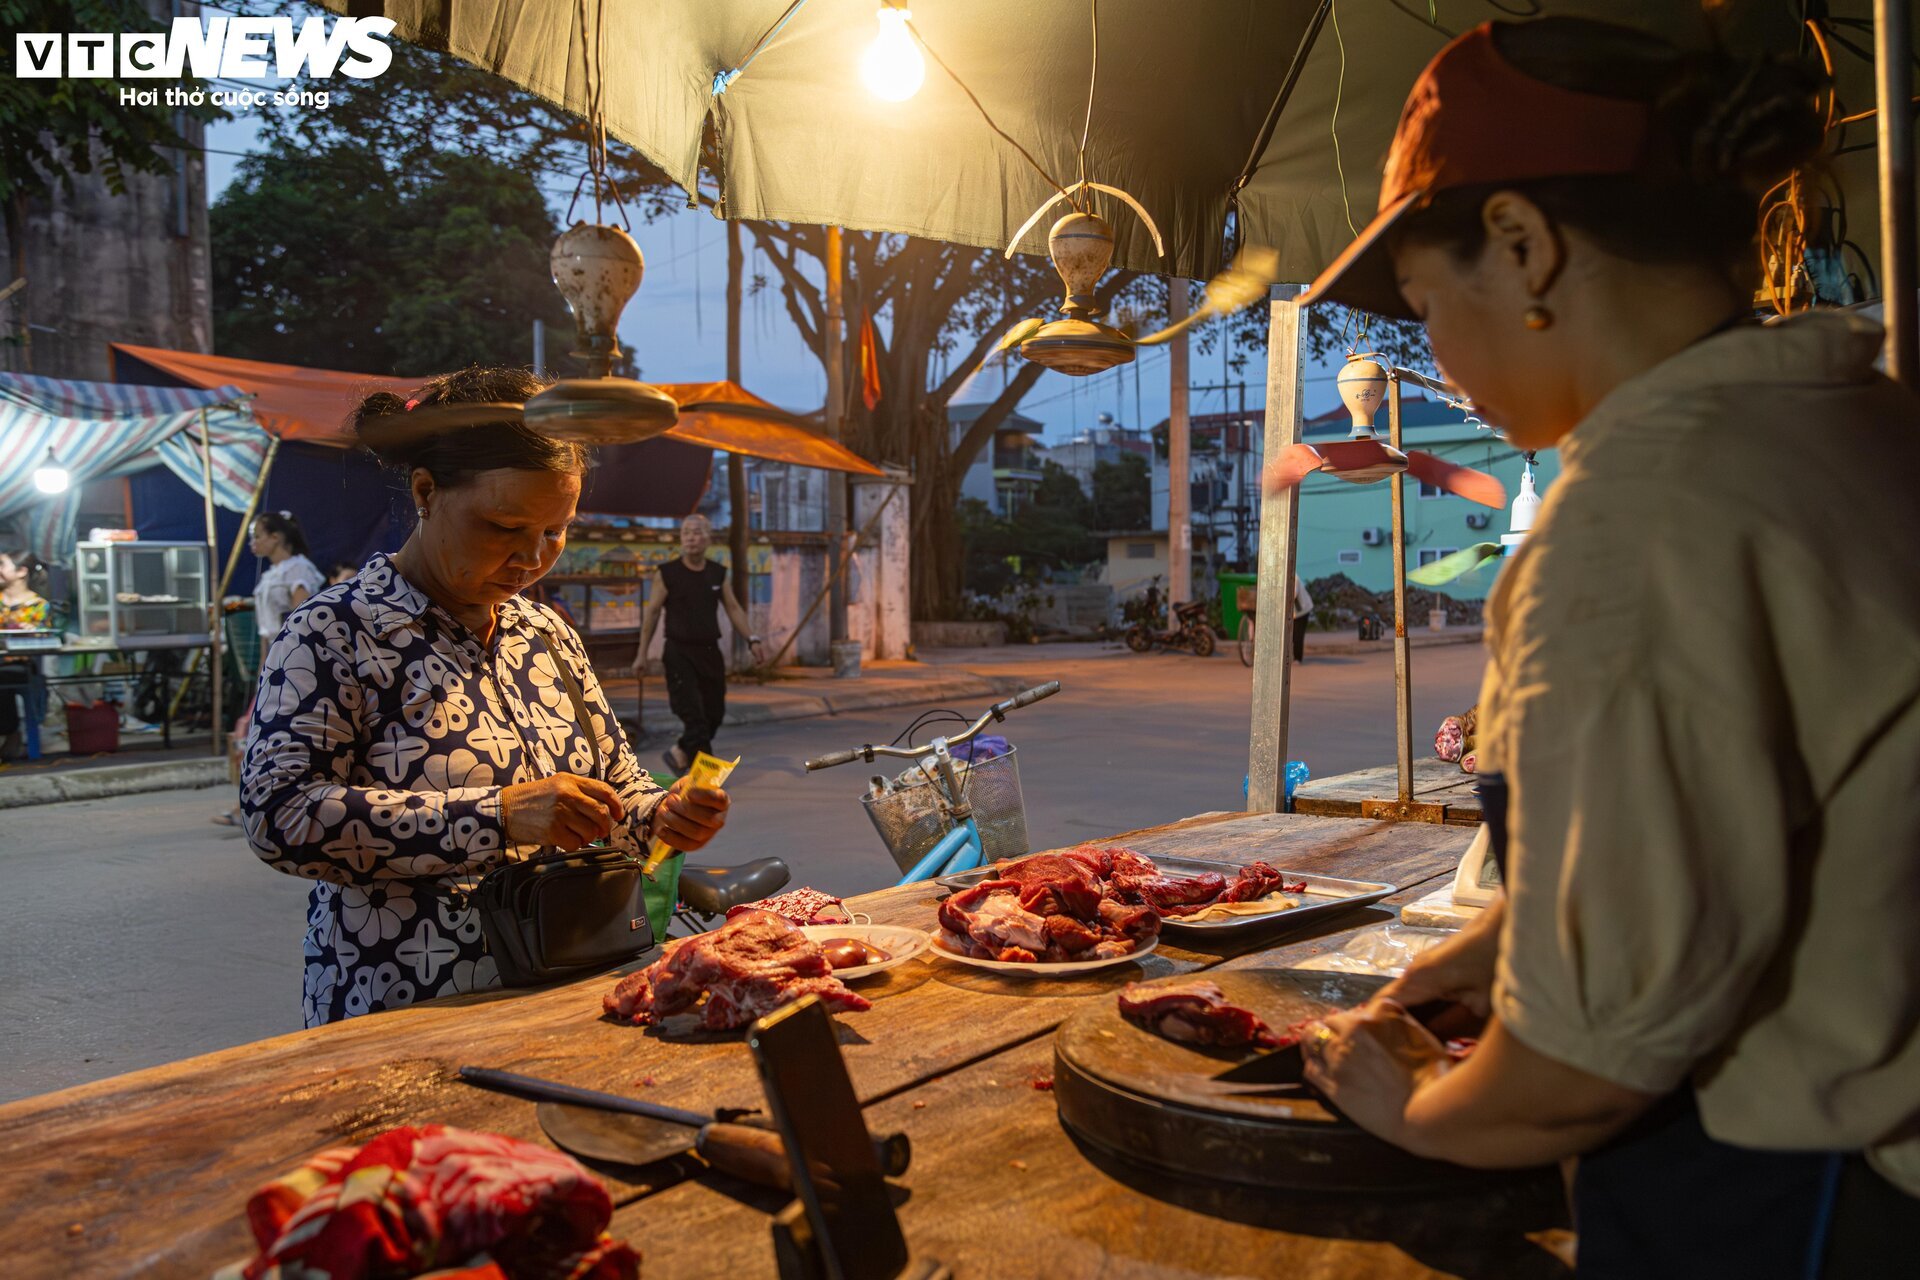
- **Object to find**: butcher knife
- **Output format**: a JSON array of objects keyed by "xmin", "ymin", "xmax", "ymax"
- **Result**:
[{"xmin": 458, "ymin": 1066, "xmax": 910, "ymax": 1190}]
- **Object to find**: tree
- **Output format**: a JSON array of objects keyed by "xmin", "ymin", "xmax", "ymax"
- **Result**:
[
  {"xmin": 747, "ymin": 225, "xmax": 1150, "ymax": 617},
  {"xmin": 1091, "ymin": 453, "xmax": 1150, "ymax": 532},
  {"xmin": 212, "ymin": 144, "xmax": 572, "ymax": 374},
  {"xmin": 0, "ymin": 0, "xmax": 223, "ymax": 367},
  {"xmin": 243, "ymin": 21, "xmax": 1157, "ymax": 614}
]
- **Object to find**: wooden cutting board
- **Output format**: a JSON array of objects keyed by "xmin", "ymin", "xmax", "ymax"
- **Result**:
[{"xmin": 1052, "ymin": 968, "xmax": 1467, "ymax": 1190}]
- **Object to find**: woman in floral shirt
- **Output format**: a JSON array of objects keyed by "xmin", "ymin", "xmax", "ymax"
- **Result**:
[{"xmin": 242, "ymin": 369, "xmax": 732, "ymax": 1027}]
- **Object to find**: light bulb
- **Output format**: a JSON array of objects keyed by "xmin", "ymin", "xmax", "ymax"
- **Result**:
[
  {"xmin": 862, "ymin": 6, "xmax": 924, "ymax": 102},
  {"xmin": 32, "ymin": 447, "xmax": 69, "ymax": 495}
]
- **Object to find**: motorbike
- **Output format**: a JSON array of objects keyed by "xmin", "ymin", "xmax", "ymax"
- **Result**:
[{"xmin": 1125, "ymin": 598, "xmax": 1217, "ymax": 657}]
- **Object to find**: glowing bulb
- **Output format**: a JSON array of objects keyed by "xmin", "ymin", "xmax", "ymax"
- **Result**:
[
  {"xmin": 862, "ymin": 6, "xmax": 924, "ymax": 102},
  {"xmin": 32, "ymin": 447, "xmax": 69, "ymax": 495}
]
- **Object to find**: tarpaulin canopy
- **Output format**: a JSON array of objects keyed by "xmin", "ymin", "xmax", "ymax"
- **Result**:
[
  {"xmin": 110, "ymin": 344, "xmax": 884, "ymax": 475},
  {"xmin": 0, "ymin": 373, "xmax": 261, "ymax": 559},
  {"xmin": 322, "ymin": 1, "xmax": 1900, "ymax": 285}
]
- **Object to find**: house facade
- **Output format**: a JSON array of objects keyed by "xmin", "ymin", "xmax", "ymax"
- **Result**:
[{"xmin": 950, "ymin": 402, "xmax": 1048, "ymax": 516}]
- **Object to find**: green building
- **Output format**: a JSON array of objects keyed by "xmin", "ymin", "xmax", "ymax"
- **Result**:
[{"xmin": 1293, "ymin": 394, "xmax": 1557, "ymax": 601}]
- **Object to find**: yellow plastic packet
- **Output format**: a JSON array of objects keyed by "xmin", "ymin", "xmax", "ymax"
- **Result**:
[{"xmin": 644, "ymin": 751, "xmax": 740, "ymax": 876}]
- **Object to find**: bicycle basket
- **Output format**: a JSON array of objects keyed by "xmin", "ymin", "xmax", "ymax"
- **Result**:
[{"xmin": 861, "ymin": 746, "xmax": 1029, "ymax": 875}]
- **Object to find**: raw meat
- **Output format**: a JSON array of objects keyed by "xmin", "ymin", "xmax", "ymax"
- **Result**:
[
  {"xmin": 1217, "ymin": 861, "xmax": 1306, "ymax": 903},
  {"xmin": 1109, "ymin": 868, "xmax": 1229, "ymax": 910},
  {"xmin": 990, "ymin": 853, "xmax": 1105, "ymax": 918},
  {"xmin": 936, "ymin": 857, "xmax": 1161, "ymax": 964},
  {"xmin": 604, "ymin": 911, "xmax": 870, "ymax": 1030},
  {"xmin": 1117, "ymin": 980, "xmax": 1283, "ymax": 1049},
  {"xmin": 1062, "ymin": 844, "xmax": 1160, "ymax": 880}
]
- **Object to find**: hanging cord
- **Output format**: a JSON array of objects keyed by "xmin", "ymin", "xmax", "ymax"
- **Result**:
[
  {"xmin": 1328, "ymin": 0, "xmax": 1359, "ymax": 239},
  {"xmin": 1075, "ymin": 0, "xmax": 1098, "ymax": 207},
  {"xmin": 564, "ymin": 0, "xmax": 632, "ymax": 230},
  {"xmin": 903, "ymin": 15, "xmax": 1073, "ymax": 203},
  {"xmin": 1224, "ymin": 0, "xmax": 1332, "ymax": 255},
  {"xmin": 713, "ymin": 0, "xmax": 810, "ymax": 96}
]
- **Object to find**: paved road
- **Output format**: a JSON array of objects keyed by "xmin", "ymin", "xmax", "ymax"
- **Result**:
[{"xmin": 0, "ymin": 643, "xmax": 1485, "ymax": 1103}]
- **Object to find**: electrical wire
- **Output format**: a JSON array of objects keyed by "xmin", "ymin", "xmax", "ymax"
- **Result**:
[
  {"xmin": 1076, "ymin": 0, "xmax": 1097, "ymax": 201},
  {"xmin": 903, "ymin": 16, "xmax": 1071, "ymax": 203},
  {"xmin": 1328, "ymin": 0, "xmax": 1359, "ymax": 239}
]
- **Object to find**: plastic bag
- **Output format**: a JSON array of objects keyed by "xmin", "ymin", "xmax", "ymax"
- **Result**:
[{"xmin": 1293, "ymin": 921, "xmax": 1458, "ymax": 978}]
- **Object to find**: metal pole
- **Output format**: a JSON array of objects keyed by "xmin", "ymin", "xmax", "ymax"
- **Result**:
[
  {"xmin": 1388, "ymin": 377, "xmax": 1413, "ymax": 807},
  {"xmin": 726, "ymin": 218, "xmax": 752, "ymax": 668},
  {"xmin": 218, "ymin": 436, "xmax": 280, "ymax": 601},
  {"xmin": 824, "ymin": 225, "xmax": 849, "ymax": 652},
  {"xmin": 1167, "ymin": 279, "xmax": 1192, "ymax": 606},
  {"xmin": 197, "ymin": 411, "xmax": 223, "ymax": 756},
  {"xmin": 1247, "ymin": 285, "xmax": 1306, "ymax": 813},
  {"xmin": 533, "ymin": 318, "xmax": 547, "ymax": 379},
  {"xmin": 1876, "ymin": 0, "xmax": 1917, "ymax": 386}
]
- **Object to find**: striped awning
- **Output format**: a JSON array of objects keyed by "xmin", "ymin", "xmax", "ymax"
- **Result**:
[{"xmin": 0, "ymin": 374, "xmax": 262, "ymax": 560}]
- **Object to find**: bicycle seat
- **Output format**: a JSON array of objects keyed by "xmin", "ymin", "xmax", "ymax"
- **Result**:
[
  {"xmin": 677, "ymin": 857, "xmax": 792, "ymax": 915},
  {"xmin": 1173, "ymin": 600, "xmax": 1208, "ymax": 619}
]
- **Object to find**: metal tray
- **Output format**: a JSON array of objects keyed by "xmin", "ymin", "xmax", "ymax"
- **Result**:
[{"xmin": 935, "ymin": 854, "xmax": 1396, "ymax": 945}]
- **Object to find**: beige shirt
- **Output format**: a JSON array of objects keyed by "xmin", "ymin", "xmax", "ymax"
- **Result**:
[{"xmin": 1478, "ymin": 312, "xmax": 1920, "ymax": 1189}]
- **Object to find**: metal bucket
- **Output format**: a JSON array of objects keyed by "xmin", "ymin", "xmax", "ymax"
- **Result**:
[{"xmin": 861, "ymin": 747, "xmax": 1029, "ymax": 875}]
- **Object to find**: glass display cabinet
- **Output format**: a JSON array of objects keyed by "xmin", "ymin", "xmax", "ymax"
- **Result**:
[{"xmin": 73, "ymin": 541, "xmax": 211, "ymax": 649}]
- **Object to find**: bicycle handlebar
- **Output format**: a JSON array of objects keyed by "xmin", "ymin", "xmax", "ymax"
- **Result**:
[{"xmin": 803, "ymin": 681, "xmax": 1061, "ymax": 772}]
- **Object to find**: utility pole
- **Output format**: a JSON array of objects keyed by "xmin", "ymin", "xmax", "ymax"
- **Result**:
[
  {"xmin": 824, "ymin": 226, "xmax": 849, "ymax": 651},
  {"xmin": 726, "ymin": 219, "xmax": 751, "ymax": 668},
  {"xmin": 1167, "ymin": 279, "xmax": 1192, "ymax": 605}
]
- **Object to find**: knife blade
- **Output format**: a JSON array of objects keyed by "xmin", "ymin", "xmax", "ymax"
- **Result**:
[
  {"xmin": 1206, "ymin": 999, "xmax": 1472, "ymax": 1087},
  {"xmin": 462, "ymin": 1066, "xmax": 910, "ymax": 1189}
]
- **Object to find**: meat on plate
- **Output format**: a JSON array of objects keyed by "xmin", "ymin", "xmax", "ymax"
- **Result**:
[
  {"xmin": 603, "ymin": 911, "xmax": 871, "ymax": 1031},
  {"xmin": 936, "ymin": 845, "xmax": 1305, "ymax": 963}
]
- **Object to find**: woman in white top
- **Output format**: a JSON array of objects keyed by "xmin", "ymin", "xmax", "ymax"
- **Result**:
[
  {"xmin": 215, "ymin": 512, "xmax": 326, "ymax": 827},
  {"xmin": 249, "ymin": 512, "xmax": 325, "ymax": 639}
]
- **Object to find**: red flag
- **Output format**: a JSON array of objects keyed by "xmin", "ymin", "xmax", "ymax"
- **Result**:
[{"xmin": 857, "ymin": 310, "xmax": 882, "ymax": 411}]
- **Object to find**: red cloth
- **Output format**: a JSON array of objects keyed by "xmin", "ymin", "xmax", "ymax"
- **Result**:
[{"xmin": 221, "ymin": 1126, "xmax": 640, "ymax": 1280}]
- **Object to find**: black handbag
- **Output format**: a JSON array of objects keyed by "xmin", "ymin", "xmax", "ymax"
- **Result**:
[{"xmin": 472, "ymin": 630, "xmax": 656, "ymax": 987}]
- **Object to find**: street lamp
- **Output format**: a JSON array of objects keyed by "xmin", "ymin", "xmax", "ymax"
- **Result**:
[{"xmin": 32, "ymin": 447, "xmax": 70, "ymax": 494}]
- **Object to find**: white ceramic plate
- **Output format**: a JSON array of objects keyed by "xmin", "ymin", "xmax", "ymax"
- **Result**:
[
  {"xmin": 801, "ymin": 924, "xmax": 932, "ymax": 981},
  {"xmin": 928, "ymin": 936, "xmax": 1159, "ymax": 976}
]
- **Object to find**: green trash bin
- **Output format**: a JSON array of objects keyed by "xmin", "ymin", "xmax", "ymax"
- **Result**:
[{"xmin": 1219, "ymin": 572, "xmax": 1257, "ymax": 638}]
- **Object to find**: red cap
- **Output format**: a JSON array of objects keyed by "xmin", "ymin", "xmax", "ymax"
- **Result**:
[{"xmin": 1302, "ymin": 23, "xmax": 1653, "ymax": 320}]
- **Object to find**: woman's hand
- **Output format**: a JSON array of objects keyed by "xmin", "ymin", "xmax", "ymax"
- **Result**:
[
  {"xmin": 628, "ymin": 653, "xmax": 648, "ymax": 679},
  {"xmin": 1376, "ymin": 896, "xmax": 1505, "ymax": 1016},
  {"xmin": 1301, "ymin": 1001, "xmax": 1452, "ymax": 1143},
  {"xmin": 651, "ymin": 777, "xmax": 730, "ymax": 853},
  {"xmin": 501, "ymin": 775, "xmax": 625, "ymax": 850}
]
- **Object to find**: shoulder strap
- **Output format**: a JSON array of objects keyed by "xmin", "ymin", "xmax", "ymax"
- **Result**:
[{"xmin": 531, "ymin": 628, "xmax": 602, "ymax": 779}]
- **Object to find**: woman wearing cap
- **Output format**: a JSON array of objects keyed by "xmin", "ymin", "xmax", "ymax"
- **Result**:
[
  {"xmin": 1293, "ymin": 19, "xmax": 1919, "ymax": 1274},
  {"xmin": 240, "ymin": 367, "xmax": 732, "ymax": 1026}
]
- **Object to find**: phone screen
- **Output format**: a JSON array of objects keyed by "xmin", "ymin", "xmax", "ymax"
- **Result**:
[{"xmin": 748, "ymin": 997, "xmax": 910, "ymax": 1280}]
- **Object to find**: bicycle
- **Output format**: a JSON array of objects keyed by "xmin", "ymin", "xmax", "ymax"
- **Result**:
[{"xmin": 805, "ymin": 681, "xmax": 1060, "ymax": 886}]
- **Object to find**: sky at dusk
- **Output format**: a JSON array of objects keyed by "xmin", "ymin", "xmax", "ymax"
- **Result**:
[{"xmin": 205, "ymin": 115, "xmax": 1356, "ymax": 447}]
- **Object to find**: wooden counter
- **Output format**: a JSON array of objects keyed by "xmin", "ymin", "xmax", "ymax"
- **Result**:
[
  {"xmin": 0, "ymin": 812, "xmax": 1563, "ymax": 1278},
  {"xmin": 1292, "ymin": 758, "xmax": 1484, "ymax": 826}
]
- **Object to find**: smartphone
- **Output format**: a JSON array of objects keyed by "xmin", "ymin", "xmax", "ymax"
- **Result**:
[{"xmin": 748, "ymin": 996, "xmax": 910, "ymax": 1280}]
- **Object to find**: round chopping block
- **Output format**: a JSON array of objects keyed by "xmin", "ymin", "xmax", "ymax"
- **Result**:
[{"xmin": 1053, "ymin": 968, "xmax": 1464, "ymax": 1191}]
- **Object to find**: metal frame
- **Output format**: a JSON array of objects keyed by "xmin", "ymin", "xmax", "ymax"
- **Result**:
[{"xmin": 1245, "ymin": 286, "xmax": 1306, "ymax": 812}]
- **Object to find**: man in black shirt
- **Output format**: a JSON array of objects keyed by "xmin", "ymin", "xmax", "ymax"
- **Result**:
[{"xmin": 632, "ymin": 514, "xmax": 762, "ymax": 773}]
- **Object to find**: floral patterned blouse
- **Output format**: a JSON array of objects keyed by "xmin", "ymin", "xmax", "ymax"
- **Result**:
[
  {"xmin": 241, "ymin": 553, "xmax": 666, "ymax": 1028},
  {"xmin": 0, "ymin": 593, "xmax": 48, "ymax": 630}
]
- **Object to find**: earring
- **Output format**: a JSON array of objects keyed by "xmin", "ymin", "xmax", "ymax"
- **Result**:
[
  {"xmin": 1523, "ymin": 305, "xmax": 1554, "ymax": 331},
  {"xmin": 416, "ymin": 507, "xmax": 428, "ymax": 520}
]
